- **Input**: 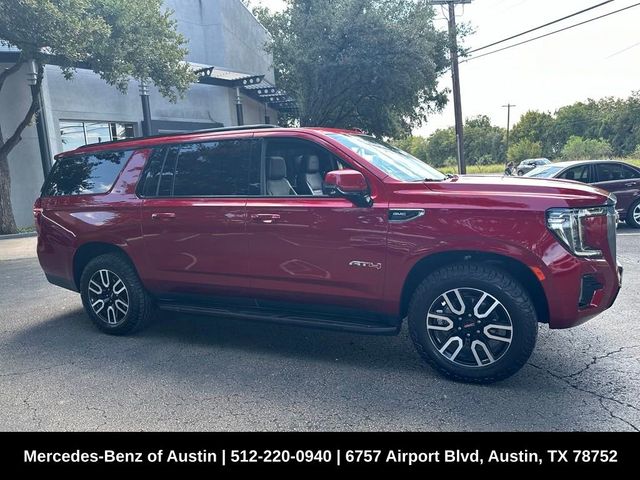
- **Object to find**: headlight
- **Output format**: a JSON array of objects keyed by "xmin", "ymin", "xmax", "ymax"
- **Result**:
[{"xmin": 546, "ymin": 207, "xmax": 609, "ymax": 258}]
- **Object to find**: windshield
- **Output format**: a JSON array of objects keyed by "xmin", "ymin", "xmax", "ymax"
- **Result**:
[
  {"xmin": 328, "ymin": 134, "xmax": 446, "ymax": 182},
  {"xmin": 525, "ymin": 165, "xmax": 563, "ymax": 178}
]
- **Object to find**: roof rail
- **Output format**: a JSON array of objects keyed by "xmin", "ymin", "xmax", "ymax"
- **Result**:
[{"xmin": 78, "ymin": 124, "xmax": 279, "ymax": 150}]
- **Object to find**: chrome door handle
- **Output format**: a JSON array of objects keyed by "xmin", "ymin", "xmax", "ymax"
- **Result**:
[
  {"xmin": 251, "ymin": 214, "xmax": 280, "ymax": 224},
  {"xmin": 151, "ymin": 212, "xmax": 176, "ymax": 220}
]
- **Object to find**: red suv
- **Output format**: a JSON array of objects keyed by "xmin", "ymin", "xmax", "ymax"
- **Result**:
[{"xmin": 35, "ymin": 125, "xmax": 623, "ymax": 383}]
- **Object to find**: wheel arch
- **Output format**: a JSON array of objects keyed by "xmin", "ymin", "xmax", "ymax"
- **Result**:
[
  {"xmin": 399, "ymin": 250, "xmax": 550, "ymax": 324},
  {"xmin": 73, "ymin": 242, "xmax": 137, "ymax": 290}
]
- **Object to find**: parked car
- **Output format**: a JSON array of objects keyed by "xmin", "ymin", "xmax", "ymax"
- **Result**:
[
  {"xmin": 525, "ymin": 160, "xmax": 640, "ymax": 228},
  {"xmin": 35, "ymin": 125, "xmax": 623, "ymax": 383},
  {"xmin": 516, "ymin": 158, "xmax": 551, "ymax": 176}
]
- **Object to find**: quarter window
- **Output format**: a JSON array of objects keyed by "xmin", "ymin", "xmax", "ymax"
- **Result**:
[{"xmin": 42, "ymin": 150, "xmax": 132, "ymax": 196}]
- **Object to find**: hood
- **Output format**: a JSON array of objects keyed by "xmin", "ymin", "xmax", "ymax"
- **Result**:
[{"xmin": 392, "ymin": 175, "xmax": 613, "ymax": 211}]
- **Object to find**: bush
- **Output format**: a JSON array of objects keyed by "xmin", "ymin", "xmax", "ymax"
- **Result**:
[
  {"xmin": 561, "ymin": 136, "xmax": 613, "ymax": 160},
  {"xmin": 508, "ymin": 139, "xmax": 542, "ymax": 162}
]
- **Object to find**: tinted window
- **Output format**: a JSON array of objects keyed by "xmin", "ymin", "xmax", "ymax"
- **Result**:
[
  {"xmin": 172, "ymin": 140, "xmax": 257, "ymax": 196},
  {"xmin": 42, "ymin": 150, "xmax": 131, "ymax": 196},
  {"xmin": 139, "ymin": 148, "xmax": 166, "ymax": 197},
  {"xmin": 558, "ymin": 165, "xmax": 591, "ymax": 183},
  {"xmin": 596, "ymin": 163, "xmax": 639, "ymax": 182}
]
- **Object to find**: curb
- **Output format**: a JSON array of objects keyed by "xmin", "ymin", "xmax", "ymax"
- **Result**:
[{"xmin": 0, "ymin": 232, "xmax": 37, "ymax": 240}]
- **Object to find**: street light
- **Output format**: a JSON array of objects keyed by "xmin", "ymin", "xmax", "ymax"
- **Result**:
[{"xmin": 139, "ymin": 81, "xmax": 152, "ymax": 136}]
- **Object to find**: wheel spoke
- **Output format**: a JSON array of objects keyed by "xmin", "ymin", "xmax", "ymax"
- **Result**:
[
  {"xmin": 115, "ymin": 299, "xmax": 128, "ymax": 315},
  {"xmin": 106, "ymin": 306, "xmax": 117, "ymax": 324},
  {"xmin": 483, "ymin": 324, "xmax": 513, "ymax": 343},
  {"xmin": 473, "ymin": 293, "xmax": 500, "ymax": 319},
  {"xmin": 88, "ymin": 280, "xmax": 103, "ymax": 295},
  {"xmin": 112, "ymin": 279, "xmax": 126, "ymax": 295},
  {"xmin": 91, "ymin": 299, "xmax": 105, "ymax": 314},
  {"xmin": 443, "ymin": 289, "xmax": 465, "ymax": 315},
  {"xmin": 99, "ymin": 270, "xmax": 110, "ymax": 288},
  {"xmin": 439, "ymin": 336, "xmax": 464, "ymax": 361},
  {"xmin": 471, "ymin": 340, "xmax": 495, "ymax": 366},
  {"xmin": 427, "ymin": 313, "xmax": 454, "ymax": 331}
]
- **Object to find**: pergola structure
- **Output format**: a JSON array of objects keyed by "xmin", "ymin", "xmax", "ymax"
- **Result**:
[{"xmin": 193, "ymin": 64, "xmax": 298, "ymax": 125}]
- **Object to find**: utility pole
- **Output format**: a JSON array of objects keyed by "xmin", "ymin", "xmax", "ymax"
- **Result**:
[
  {"xmin": 502, "ymin": 103, "xmax": 516, "ymax": 160},
  {"xmin": 432, "ymin": 0, "xmax": 471, "ymax": 174}
]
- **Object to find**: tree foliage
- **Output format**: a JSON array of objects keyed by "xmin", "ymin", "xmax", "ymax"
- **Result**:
[
  {"xmin": 560, "ymin": 136, "xmax": 613, "ymax": 160},
  {"xmin": 255, "ymin": 0, "xmax": 449, "ymax": 137},
  {"xmin": 0, "ymin": 0, "xmax": 195, "ymax": 233},
  {"xmin": 507, "ymin": 139, "xmax": 542, "ymax": 163}
]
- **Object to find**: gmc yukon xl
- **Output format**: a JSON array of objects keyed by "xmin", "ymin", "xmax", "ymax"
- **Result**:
[{"xmin": 35, "ymin": 125, "xmax": 623, "ymax": 383}]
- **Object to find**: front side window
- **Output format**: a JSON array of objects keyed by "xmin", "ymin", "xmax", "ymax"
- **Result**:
[
  {"xmin": 559, "ymin": 165, "xmax": 591, "ymax": 183},
  {"xmin": 42, "ymin": 150, "xmax": 132, "ymax": 196},
  {"xmin": 328, "ymin": 134, "xmax": 445, "ymax": 182},
  {"xmin": 172, "ymin": 140, "xmax": 258, "ymax": 197}
]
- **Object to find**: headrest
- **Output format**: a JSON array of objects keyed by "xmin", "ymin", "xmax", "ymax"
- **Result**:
[
  {"xmin": 268, "ymin": 156, "xmax": 287, "ymax": 180},
  {"xmin": 304, "ymin": 155, "xmax": 320, "ymax": 174}
]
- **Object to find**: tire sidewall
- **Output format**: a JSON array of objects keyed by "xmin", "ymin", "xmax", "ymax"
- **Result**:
[
  {"xmin": 80, "ymin": 255, "xmax": 142, "ymax": 334},
  {"xmin": 627, "ymin": 199, "xmax": 640, "ymax": 228},
  {"xmin": 409, "ymin": 270, "xmax": 537, "ymax": 382}
]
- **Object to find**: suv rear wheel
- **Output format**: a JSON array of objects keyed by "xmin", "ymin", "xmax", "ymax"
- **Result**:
[
  {"xmin": 80, "ymin": 253, "xmax": 155, "ymax": 335},
  {"xmin": 408, "ymin": 263, "xmax": 538, "ymax": 383}
]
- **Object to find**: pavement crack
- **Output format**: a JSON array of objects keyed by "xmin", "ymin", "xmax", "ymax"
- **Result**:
[
  {"xmin": 562, "ymin": 345, "xmax": 640, "ymax": 379},
  {"xmin": 86, "ymin": 406, "xmax": 108, "ymax": 432},
  {"xmin": 529, "ymin": 362, "xmax": 640, "ymax": 419},
  {"xmin": 599, "ymin": 398, "xmax": 640, "ymax": 432}
]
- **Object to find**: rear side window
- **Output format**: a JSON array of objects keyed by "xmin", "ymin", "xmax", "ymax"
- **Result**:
[
  {"xmin": 172, "ymin": 140, "xmax": 257, "ymax": 197},
  {"xmin": 596, "ymin": 163, "xmax": 639, "ymax": 181},
  {"xmin": 42, "ymin": 150, "xmax": 132, "ymax": 196}
]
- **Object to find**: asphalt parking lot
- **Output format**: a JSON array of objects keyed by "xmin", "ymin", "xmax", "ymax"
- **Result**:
[{"xmin": 0, "ymin": 229, "xmax": 638, "ymax": 432}]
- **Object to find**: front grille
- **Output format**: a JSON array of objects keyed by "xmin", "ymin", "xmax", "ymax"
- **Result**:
[{"xmin": 579, "ymin": 275, "xmax": 603, "ymax": 309}]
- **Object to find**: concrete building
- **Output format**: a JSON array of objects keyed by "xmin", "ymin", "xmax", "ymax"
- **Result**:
[{"xmin": 0, "ymin": 0, "xmax": 286, "ymax": 228}]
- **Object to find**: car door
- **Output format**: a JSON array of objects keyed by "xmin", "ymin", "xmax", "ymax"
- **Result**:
[
  {"xmin": 140, "ymin": 136, "xmax": 260, "ymax": 297},
  {"xmin": 593, "ymin": 162, "xmax": 640, "ymax": 215},
  {"xmin": 245, "ymin": 135, "xmax": 388, "ymax": 313}
]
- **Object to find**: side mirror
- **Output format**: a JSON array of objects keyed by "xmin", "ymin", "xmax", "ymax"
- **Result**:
[{"xmin": 323, "ymin": 170, "xmax": 373, "ymax": 207}]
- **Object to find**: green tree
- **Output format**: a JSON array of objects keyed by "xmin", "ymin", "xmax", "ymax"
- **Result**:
[
  {"xmin": 464, "ymin": 115, "xmax": 506, "ymax": 165},
  {"xmin": 510, "ymin": 110, "xmax": 556, "ymax": 158},
  {"xmin": 508, "ymin": 139, "xmax": 543, "ymax": 163},
  {"xmin": 425, "ymin": 127, "xmax": 456, "ymax": 167},
  {"xmin": 393, "ymin": 136, "xmax": 429, "ymax": 162},
  {"xmin": 255, "ymin": 0, "xmax": 449, "ymax": 137},
  {"xmin": 0, "ymin": 0, "xmax": 195, "ymax": 234},
  {"xmin": 560, "ymin": 136, "xmax": 613, "ymax": 160}
]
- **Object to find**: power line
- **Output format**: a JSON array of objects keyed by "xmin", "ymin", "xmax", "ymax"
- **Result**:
[
  {"xmin": 606, "ymin": 40, "xmax": 640, "ymax": 58},
  {"xmin": 469, "ymin": 0, "xmax": 614, "ymax": 53},
  {"xmin": 463, "ymin": 2, "xmax": 640, "ymax": 63}
]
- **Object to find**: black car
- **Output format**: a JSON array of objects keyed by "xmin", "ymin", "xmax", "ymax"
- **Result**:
[
  {"xmin": 525, "ymin": 159, "xmax": 640, "ymax": 228},
  {"xmin": 516, "ymin": 158, "xmax": 551, "ymax": 176}
]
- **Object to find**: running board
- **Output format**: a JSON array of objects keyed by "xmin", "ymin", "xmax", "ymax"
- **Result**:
[{"xmin": 158, "ymin": 302, "xmax": 400, "ymax": 335}]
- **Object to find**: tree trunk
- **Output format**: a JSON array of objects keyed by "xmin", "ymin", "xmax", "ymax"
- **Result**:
[
  {"xmin": 0, "ymin": 60, "xmax": 43, "ymax": 235},
  {"xmin": 0, "ymin": 150, "xmax": 18, "ymax": 234}
]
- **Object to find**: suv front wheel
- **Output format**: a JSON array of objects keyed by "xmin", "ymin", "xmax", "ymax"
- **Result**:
[
  {"xmin": 408, "ymin": 263, "xmax": 538, "ymax": 383},
  {"xmin": 80, "ymin": 253, "xmax": 155, "ymax": 335}
]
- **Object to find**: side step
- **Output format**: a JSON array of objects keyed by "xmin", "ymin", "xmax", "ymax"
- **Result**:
[{"xmin": 158, "ymin": 302, "xmax": 400, "ymax": 336}]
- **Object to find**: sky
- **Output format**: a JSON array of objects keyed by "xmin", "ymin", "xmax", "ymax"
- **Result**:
[{"xmin": 251, "ymin": 0, "xmax": 640, "ymax": 136}]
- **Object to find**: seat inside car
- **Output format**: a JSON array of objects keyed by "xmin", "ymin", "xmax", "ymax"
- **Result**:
[
  {"xmin": 267, "ymin": 156, "xmax": 296, "ymax": 196},
  {"xmin": 301, "ymin": 154, "xmax": 323, "ymax": 195}
]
